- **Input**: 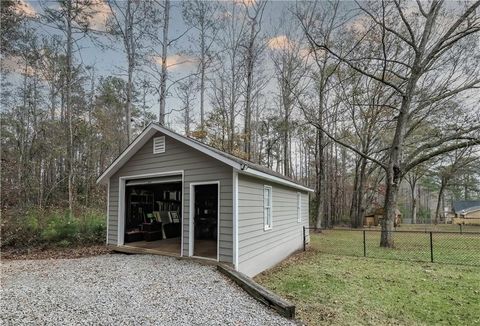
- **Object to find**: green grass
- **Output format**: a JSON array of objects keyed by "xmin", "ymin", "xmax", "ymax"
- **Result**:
[
  {"xmin": 309, "ymin": 228, "xmax": 480, "ymax": 266},
  {"xmin": 256, "ymin": 250, "xmax": 480, "ymax": 325}
]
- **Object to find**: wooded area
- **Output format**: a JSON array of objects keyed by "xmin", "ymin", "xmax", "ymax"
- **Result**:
[{"xmin": 1, "ymin": 0, "xmax": 479, "ymax": 248}]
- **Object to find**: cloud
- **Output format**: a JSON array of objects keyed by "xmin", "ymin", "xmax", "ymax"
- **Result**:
[
  {"xmin": 87, "ymin": 0, "xmax": 112, "ymax": 31},
  {"xmin": 15, "ymin": 0, "xmax": 37, "ymax": 17},
  {"xmin": 154, "ymin": 54, "xmax": 197, "ymax": 71},
  {"xmin": 346, "ymin": 15, "xmax": 370, "ymax": 35},
  {"xmin": 234, "ymin": 0, "xmax": 256, "ymax": 6},
  {"xmin": 268, "ymin": 35, "xmax": 296, "ymax": 50},
  {"xmin": 1, "ymin": 55, "xmax": 36, "ymax": 76},
  {"xmin": 299, "ymin": 47, "xmax": 313, "ymax": 59}
]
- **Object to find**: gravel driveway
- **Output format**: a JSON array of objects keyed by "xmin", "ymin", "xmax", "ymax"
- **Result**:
[{"xmin": 1, "ymin": 254, "xmax": 295, "ymax": 325}]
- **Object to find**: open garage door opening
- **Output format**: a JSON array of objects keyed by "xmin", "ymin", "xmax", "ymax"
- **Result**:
[{"xmin": 124, "ymin": 176, "xmax": 182, "ymax": 256}]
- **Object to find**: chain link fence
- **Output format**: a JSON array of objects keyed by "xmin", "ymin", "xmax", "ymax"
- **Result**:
[{"xmin": 303, "ymin": 227, "xmax": 480, "ymax": 267}]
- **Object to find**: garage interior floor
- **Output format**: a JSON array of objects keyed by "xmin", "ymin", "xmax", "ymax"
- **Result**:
[
  {"xmin": 127, "ymin": 238, "xmax": 181, "ymax": 255},
  {"xmin": 126, "ymin": 238, "xmax": 217, "ymax": 259}
]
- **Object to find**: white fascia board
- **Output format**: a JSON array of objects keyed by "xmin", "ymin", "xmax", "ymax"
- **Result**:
[
  {"xmin": 464, "ymin": 206, "xmax": 480, "ymax": 214},
  {"xmin": 239, "ymin": 167, "xmax": 314, "ymax": 193},
  {"xmin": 97, "ymin": 123, "xmax": 242, "ymax": 184}
]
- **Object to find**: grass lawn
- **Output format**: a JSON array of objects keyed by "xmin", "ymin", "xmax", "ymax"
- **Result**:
[
  {"xmin": 311, "ymin": 229, "xmax": 480, "ymax": 266},
  {"xmin": 255, "ymin": 237, "xmax": 480, "ymax": 325}
]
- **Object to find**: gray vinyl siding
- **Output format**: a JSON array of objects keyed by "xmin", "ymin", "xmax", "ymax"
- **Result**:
[
  {"xmin": 237, "ymin": 174, "xmax": 309, "ymax": 276},
  {"xmin": 107, "ymin": 131, "xmax": 233, "ymax": 263}
]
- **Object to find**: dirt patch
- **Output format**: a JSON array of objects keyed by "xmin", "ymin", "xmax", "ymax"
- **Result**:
[{"xmin": 1, "ymin": 245, "xmax": 112, "ymax": 260}]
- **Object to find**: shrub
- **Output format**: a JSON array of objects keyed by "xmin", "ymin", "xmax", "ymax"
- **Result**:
[
  {"xmin": 41, "ymin": 212, "xmax": 79, "ymax": 243},
  {"xmin": 1, "ymin": 207, "xmax": 106, "ymax": 249},
  {"xmin": 1, "ymin": 209, "xmax": 42, "ymax": 247},
  {"xmin": 78, "ymin": 210, "xmax": 106, "ymax": 243},
  {"xmin": 417, "ymin": 208, "xmax": 432, "ymax": 224},
  {"xmin": 57, "ymin": 239, "xmax": 72, "ymax": 247}
]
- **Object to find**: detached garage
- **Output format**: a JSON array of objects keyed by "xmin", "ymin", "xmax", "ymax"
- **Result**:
[{"xmin": 97, "ymin": 123, "xmax": 313, "ymax": 276}]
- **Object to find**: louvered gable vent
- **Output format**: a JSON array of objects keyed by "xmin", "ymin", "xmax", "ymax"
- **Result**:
[{"xmin": 153, "ymin": 136, "xmax": 165, "ymax": 154}]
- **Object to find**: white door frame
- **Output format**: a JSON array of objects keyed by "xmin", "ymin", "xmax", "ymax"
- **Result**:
[
  {"xmin": 117, "ymin": 170, "xmax": 185, "ymax": 256},
  {"xmin": 189, "ymin": 181, "xmax": 220, "ymax": 261}
]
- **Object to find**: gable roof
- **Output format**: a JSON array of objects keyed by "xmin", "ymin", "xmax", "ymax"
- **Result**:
[
  {"xmin": 452, "ymin": 200, "xmax": 480, "ymax": 215},
  {"xmin": 97, "ymin": 123, "xmax": 314, "ymax": 192}
]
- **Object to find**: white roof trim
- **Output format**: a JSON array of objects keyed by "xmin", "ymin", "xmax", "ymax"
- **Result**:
[
  {"xmin": 97, "ymin": 123, "xmax": 314, "ymax": 193},
  {"xmin": 239, "ymin": 167, "xmax": 314, "ymax": 192},
  {"xmin": 460, "ymin": 206, "xmax": 480, "ymax": 215}
]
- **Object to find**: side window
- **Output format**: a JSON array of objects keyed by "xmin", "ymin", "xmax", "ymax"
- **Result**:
[
  {"xmin": 297, "ymin": 192, "xmax": 302, "ymax": 223},
  {"xmin": 264, "ymin": 185, "xmax": 272, "ymax": 230}
]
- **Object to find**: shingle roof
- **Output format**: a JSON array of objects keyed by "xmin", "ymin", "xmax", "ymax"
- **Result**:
[
  {"xmin": 153, "ymin": 123, "xmax": 310, "ymax": 189},
  {"xmin": 452, "ymin": 200, "xmax": 480, "ymax": 214}
]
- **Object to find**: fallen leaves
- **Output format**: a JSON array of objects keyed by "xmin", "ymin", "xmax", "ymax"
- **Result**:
[{"xmin": 1, "ymin": 245, "xmax": 112, "ymax": 260}]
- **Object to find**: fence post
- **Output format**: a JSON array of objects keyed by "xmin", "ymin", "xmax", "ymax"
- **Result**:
[
  {"xmin": 429, "ymin": 231, "xmax": 434, "ymax": 263},
  {"xmin": 363, "ymin": 230, "xmax": 366, "ymax": 257},
  {"xmin": 303, "ymin": 226, "xmax": 306, "ymax": 251},
  {"xmin": 460, "ymin": 224, "xmax": 463, "ymax": 234}
]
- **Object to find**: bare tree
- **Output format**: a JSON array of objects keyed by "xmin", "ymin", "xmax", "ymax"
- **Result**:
[
  {"xmin": 42, "ymin": 0, "xmax": 95, "ymax": 216},
  {"xmin": 301, "ymin": 0, "xmax": 480, "ymax": 246},
  {"xmin": 295, "ymin": 0, "xmax": 344, "ymax": 227},
  {"xmin": 270, "ymin": 17, "xmax": 307, "ymax": 177},
  {"xmin": 158, "ymin": 0, "xmax": 170, "ymax": 125},
  {"xmin": 212, "ymin": 1, "xmax": 248, "ymax": 152},
  {"xmin": 405, "ymin": 166, "xmax": 426, "ymax": 224},
  {"xmin": 182, "ymin": 0, "xmax": 221, "ymax": 132},
  {"xmin": 242, "ymin": 0, "xmax": 267, "ymax": 160},
  {"xmin": 433, "ymin": 148, "xmax": 478, "ymax": 223},
  {"xmin": 106, "ymin": 0, "xmax": 152, "ymax": 144},
  {"xmin": 176, "ymin": 76, "xmax": 197, "ymax": 135}
]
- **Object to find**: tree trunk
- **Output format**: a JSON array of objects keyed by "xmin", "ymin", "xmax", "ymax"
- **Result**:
[
  {"xmin": 381, "ymin": 171, "xmax": 401, "ymax": 248},
  {"xmin": 350, "ymin": 160, "xmax": 360, "ymax": 227},
  {"xmin": 412, "ymin": 197, "xmax": 417, "ymax": 224},
  {"xmin": 283, "ymin": 102, "xmax": 290, "ymax": 177},
  {"xmin": 352, "ymin": 157, "xmax": 367, "ymax": 228},
  {"xmin": 410, "ymin": 180, "xmax": 417, "ymax": 224},
  {"xmin": 315, "ymin": 129, "xmax": 325, "ymax": 229},
  {"xmin": 435, "ymin": 177, "xmax": 447, "ymax": 224},
  {"xmin": 125, "ymin": 0, "xmax": 133, "ymax": 143},
  {"xmin": 66, "ymin": 0, "xmax": 74, "ymax": 217},
  {"xmin": 243, "ymin": 19, "xmax": 256, "ymax": 160},
  {"xmin": 159, "ymin": 0, "xmax": 170, "ymax": 125},
  {"xmin": 199, "ymin": 36, "xmax": 205, "ymax": 131}
]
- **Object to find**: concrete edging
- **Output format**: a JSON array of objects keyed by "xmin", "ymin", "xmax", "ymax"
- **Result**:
[{"xmin": 217, "ymin": 265, "xmax": 295, "ymax": 319}]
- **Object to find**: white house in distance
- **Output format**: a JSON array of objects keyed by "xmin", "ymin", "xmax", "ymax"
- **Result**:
[{"xmin": 97, "ymin": 123, "xmax": 313, "ymax": 277}]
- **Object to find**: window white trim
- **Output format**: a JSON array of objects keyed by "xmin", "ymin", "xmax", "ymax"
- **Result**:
[
  {"xmin": 153, "ymin": 136, "xmax": 165, "ymax": 154},
  {"xmin": 263, "ymin": 185, "xmax": 273, "ymax": 231},
  {"xmin": 297, "ymin": 192, "xmax": 302, "ymax": 223}
]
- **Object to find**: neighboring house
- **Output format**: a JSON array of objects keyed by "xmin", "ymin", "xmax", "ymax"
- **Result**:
[
  {"xmin": 97, "ymin": 123, "xmax": 313, "ymax": 277},
  {"xmin": 452, "ymin": 200, "xmax": 480, "ymax": 225}
]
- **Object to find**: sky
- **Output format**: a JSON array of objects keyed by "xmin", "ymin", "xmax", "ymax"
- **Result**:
[{"xmin": 16, "ymin": 0, "xmax": 299, "ymax": 130}]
